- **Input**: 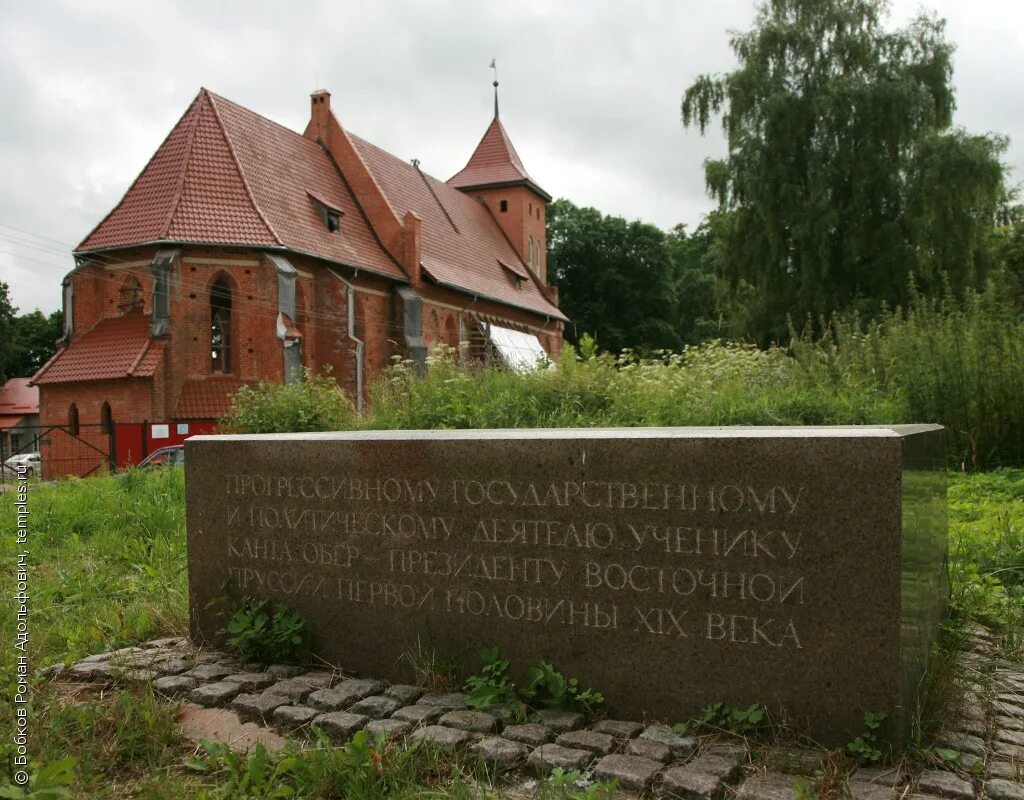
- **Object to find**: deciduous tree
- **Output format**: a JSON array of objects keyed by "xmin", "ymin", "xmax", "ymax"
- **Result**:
[{"xmin": 682, "ymin": 0, "xmax": 1006, "ymax": 342}]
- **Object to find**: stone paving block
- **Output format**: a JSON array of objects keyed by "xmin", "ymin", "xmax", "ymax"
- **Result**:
[
  {"xmin": 986, "ymin": 778, "xmax": 1024, "ymax": 800},
  {"xmin": 847, "ymin": 781, "xmax": 895, "ymax": 800},
  {"xmin": 189, "ymin": 681, "xmax": 242, "ymax": 707},
  {"xmin": 183, "ymin": 663, "xmax": 236, "ymax": 681},
  {"xmin": 266, "ymin": 679, "xmax": 317, "ymax": 703},
  {"xmin": 293, "ymin": 670, "xmax": 335, "ymax": 689},
  {"xmin": 157, "ymin": 658, "xmax": 194, "ymax": 676},
  {"xmin": 952, "ymin": 717, "xmax": 987, "ymax": 738},
  {"xmin": 194, "ymin": 651, "xmax": 226, "ymax": 665},
  {"xmin": 409, "ymin": 725, "xmax": 472, "ymax": 751},
  {"xmin": 366, "ymin": 718, "xmax": 413, "ymax": 740},
  {"xmin": 123, "ymin": 668, "xmax": 159, "ymax": 684},
  {"xmin": 313, "ymin": 711, "xmax": 369, "ymax": 741},
  {"xmin": 439, "ymin": 709, "xmax": 499, "ymax": 733},
  {"xmin": 851, "ymin": 767, "xmax": 905, "ymax": 788},
  {"xmin": 997, "ymin": 693, "xmax": 1024, "ymax": 709},
  {"xmin": 705, "ymin": 743, "xmax": 748, "ymax": 763},
  {"xmin": 349, "ymin": 694, "xmax": 403, "ymax": 719},
  {"xmin": 265, "ymin": 664, "xmax": 306, "ymax": 679},
  {"xmin": 384, "ymin": 684, "xmax": 423, "ymax": 704},
  {"xmin": 153, "ymin": 675, "xmax": 199, "ymax": 697},
  {"xmin": 392, "ymin": 704, "xmax": 445, "ymax": 725},
  {"xmin": 528, "ymin": 743, "xmax": 593, "ymax": 774},
  {"xmin": 639, "ymin": 724, "xmax": 697, "ymax": 756},
  {"xmin": 994, "ymin": 741, "xmax": 1024, "ymax": 761},
  {"xmin": 419, "ymin": 692, "xmax": 468, "ymax": 709},
  {"xmin": 759, "ymin": 746, "xmax": 827, "ymax": 775},
  {"xmin": 988, "ymin": 760, "xmax": 1022, "ymax": 781},
  {"xmin": 625, "ymin": 736, "xmax": 671, "ymax": 763},
  {"xmin": 996, "ymin": 701, "xmax": 1024, "ymax": 718},
  {"xmin": 996, "ymin": 715, "xmax": 1024, "ymax": 732},
  {"xmin": 592, "ymin": 719, "xmax": 643, "ymax": 739},
  {"xmin": 533, "ymin": 709, "xmax": 586, "ymax": 733},
  {"xmin": 476, "ymin": 736, "xmax": 530, "ymax": 769},
  {"xmin": 223, "ymin": 672, "xmax": 276, "ymax": 691},
  {"xmin": 330, "ymin": 678, "xmax": 384, "ymax": 704},
  {"xmin": 593, "ymin": 753, "xmax": 663, "ymax": 792},
  {"xmin": 67, "ymin": 661, "xmax": 113, "ymax": 680},
  {"xmin": 687, "ymin": 753, "xmax": 744, "ymax": 782},
  {"xmin": 915, "ymin": 769, "xmax": 974, "ymax": 800},
  {"xmin": 735, "ymin": 772, "xmax": 802, "ymax": 800},
  {"xmin": 996, "ymin": 727, "xmax": 1024, "ymax": 747},
  {"xmin": 272, "ymin": 705, "xmax": 319, "ymax": 730},
  {"xmin": 938, "ymin": 731, "xmax": 988, "ymax": 756},
  {"xmin": 231, "ymin": 692, "xmax": 286, "ymax": 724},
  {"xmin": 502, "ymin": 723, "xmax": 553, "ymax": 746},
  {"xmin": 555, "ymin": 730, "xmax": 614, "ymax": 756},
  {"xmin": 307, "ymin": 687, "xmax": 354, "ymax": 711},
  {"xmin": 661, "ymin": 765, "xmax": 724, "ymax": 800}
]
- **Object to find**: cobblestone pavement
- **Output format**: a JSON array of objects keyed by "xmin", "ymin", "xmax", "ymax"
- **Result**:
[{"xmin": 52, "ymin": 628, "xmax": 1023, "ymax": 798}]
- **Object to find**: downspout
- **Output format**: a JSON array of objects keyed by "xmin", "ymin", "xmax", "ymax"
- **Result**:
[{"xmin": 328, "ymin": 268, "xmax": 365, "ymax": 414}]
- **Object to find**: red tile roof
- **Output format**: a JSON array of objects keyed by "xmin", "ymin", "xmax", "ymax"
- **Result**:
[
  {"xmin": 350, "ymin": 135, "xmax": 564, "ymax": 320},
  {"xmin": 175, "ymin": 377, "xmax": 250, "ymax": 420},
  {"xmin": 75, "ymin": 89, "xmax": 563, "ymax": 319},
  {"xmin": 447, "ymin": 116, "xmax": 550, "ymax": 200},
  {"xmin": 0, "ymin": 378, "xmax": 39, "ymax": 415},
  {"xmin": 31, "ymin": 311, "xmax": 164, "ymax": 385},
  {"xmin": 78, "ymin": 91, "xmax": 402, "ymax": 281}
]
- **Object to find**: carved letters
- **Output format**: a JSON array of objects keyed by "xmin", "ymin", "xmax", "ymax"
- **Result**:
[{"xmin": 219, "ymin": 474, "xmax": 809, "ymax": 649}]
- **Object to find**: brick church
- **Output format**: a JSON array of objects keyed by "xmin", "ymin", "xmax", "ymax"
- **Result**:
[{"xmin": 32, "ymin": 85, "xmax": 565, "ymax": 477}]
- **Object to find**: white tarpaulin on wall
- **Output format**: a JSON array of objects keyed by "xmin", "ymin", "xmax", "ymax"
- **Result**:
[{"xmin": 487, "ymin": 325, "xmax": 549, "ymax": 371}]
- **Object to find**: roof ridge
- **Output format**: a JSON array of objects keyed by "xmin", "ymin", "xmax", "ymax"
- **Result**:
[
  {"xmin": 206, "ymin": 93, "xmax": 283, "ymax": 246},
  {"xmin": 160, "ymin": 90, "xmax": 205, "ymax": 240},
  {"xmin": 205, "ymin": 89, "xmax": 320, "ymax": 146},
  {"xmin": 75, "ymin": 90, "xmax": 206, "ymax": 252}
]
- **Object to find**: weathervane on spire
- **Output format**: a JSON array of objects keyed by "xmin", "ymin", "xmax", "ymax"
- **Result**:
[{"xmin": 490, "ymin": 58, "xmax": 499, "ymax": 118}]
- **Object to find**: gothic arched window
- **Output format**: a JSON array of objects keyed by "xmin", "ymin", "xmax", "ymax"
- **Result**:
[
  {"xmin": 211, "ymin": 276, "xmax": 233, "ymax": 373},
  {"xmin": 68, "ymin": 403, "xmax": 79, "ymax": 436},
  {"xmin": 100, "ymin": 402, "xmax": 113, "ymax": 434}
]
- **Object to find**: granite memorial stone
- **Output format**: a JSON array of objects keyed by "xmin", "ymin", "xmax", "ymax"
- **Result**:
[{"xmin": 186, "ymin": 426, "xmax": 947, "ymax": 745}]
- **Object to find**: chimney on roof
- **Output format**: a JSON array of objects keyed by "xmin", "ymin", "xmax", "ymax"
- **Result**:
[
  {"xmin": 402, "ymin": 210, "xmax": 423, "ymax": 287},
  {"xmin": 310, "ymin": 89, "xmax": 332, "ymax": 142}
]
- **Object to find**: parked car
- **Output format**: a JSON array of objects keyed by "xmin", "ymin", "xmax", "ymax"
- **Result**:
[
  {"xmin": 4, "ymin": 452, "xmax": 42, "ymax": 478},
  {"xmin": 138, "ymin": 445, "xmax": 185, "ymax": 469}
]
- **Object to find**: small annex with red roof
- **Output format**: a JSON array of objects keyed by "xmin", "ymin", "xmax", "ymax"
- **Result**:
[
  {"xmin": 33, "ymin": 85, "xmax": 565, "ymax": 477},
  {"xmin": 0, "ymin": 378, "xmax": 40, "ymax": 460}
]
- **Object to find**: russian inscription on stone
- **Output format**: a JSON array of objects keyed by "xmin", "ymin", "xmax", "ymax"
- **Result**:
[{"xmin": 186, "ymin": 426, "xmax": 947, "ymax": 744}]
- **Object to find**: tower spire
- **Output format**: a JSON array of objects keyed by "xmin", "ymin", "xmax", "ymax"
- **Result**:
[{"xmin": 490, "ymin": 58, "xmax": 499, "ymax": 118}]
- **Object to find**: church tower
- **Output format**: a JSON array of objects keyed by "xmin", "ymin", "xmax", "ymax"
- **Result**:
[{"xmin": 448, "ymin": 73, "xmax": 551, "ymax": 284}]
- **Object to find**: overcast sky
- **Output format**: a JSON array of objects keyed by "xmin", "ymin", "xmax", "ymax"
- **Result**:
[{"xmin": 1, "ymin": 0, "xmax": 1021, "ymax": 314}]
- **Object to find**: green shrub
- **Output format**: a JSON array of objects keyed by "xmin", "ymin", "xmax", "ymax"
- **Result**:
[
  {"xmin": 221, "ymin": 598, "xmax": 311, "ymax": 664},
  {"xmin": 220, "ymin": 369, "xmax": 357, "ymax": 434}
]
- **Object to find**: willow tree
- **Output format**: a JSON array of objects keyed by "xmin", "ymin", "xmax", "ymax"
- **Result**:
[{"xmin": 682, "ymin": 0, "xmax": 1006, "ymax": 341}]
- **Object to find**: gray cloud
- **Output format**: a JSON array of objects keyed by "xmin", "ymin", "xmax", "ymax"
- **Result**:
[{"xmin": 0, "ymin": 0, "xmax": 1020, "ymax": 314}]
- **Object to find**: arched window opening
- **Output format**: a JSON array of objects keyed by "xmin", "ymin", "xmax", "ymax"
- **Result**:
[
  {"xmin": 100, "ymin": 402, "xmax": 113, "ymax": 434},
  {"xmin": 118, "ymin": 276, "xmax": 143, "ymax": 312},
  {"xmin": 68, "ymin": 403, "xmax": 79, "ymax": 436},
  {"xmin": 211, "ymin": 276, "xmax": 233, "ymax": 373},
  {"xmin": 528, "ymin": 236, "xmax": 534, "ymax": 269}
]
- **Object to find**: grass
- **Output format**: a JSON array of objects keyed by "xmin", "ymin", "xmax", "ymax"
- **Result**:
[{"xmin": 1, "ymin": 466, "xmax": 1021, "ymax": 797}]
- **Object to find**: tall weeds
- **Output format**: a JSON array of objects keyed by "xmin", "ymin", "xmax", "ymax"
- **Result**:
[{"xmin": 220, "ymin": 281, "xmax": 1024, "ymax": 469}]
